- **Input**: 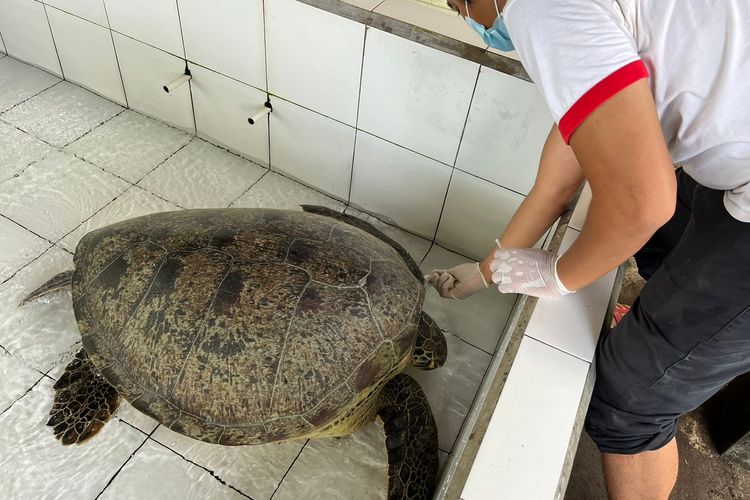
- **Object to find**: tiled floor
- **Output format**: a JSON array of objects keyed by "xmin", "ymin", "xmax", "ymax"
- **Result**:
[{"xmin": 0, "ymin": 57, "xmax": 516, "ymax": 499}]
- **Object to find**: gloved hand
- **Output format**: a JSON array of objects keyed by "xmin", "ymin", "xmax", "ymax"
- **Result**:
[
  {"xmin": 490, "ymin": 248, "xmax": 574, "ymax": 299},
  {"xmin": 424, "ymin": 262, "xmax": 491, "ymax": 300}
]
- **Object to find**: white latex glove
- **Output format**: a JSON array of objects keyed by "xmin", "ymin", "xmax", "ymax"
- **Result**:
[
  {"xmin": 424, "ymin": 262, "xmax": 491, "ymax": 300},
  {"xmin": 490, "ymin": 248, "xmax": 574, "ymax": 299}
]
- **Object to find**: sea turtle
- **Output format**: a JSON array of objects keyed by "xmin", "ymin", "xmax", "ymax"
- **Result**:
[{"xmin": 20, "ymin": 206, "xmax": 447, "ymax": 499}]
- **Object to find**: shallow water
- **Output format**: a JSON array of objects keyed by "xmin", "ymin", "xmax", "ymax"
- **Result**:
[{"xmin": 0, "ymin": 59, "xmax": 515, "ymax": 499}]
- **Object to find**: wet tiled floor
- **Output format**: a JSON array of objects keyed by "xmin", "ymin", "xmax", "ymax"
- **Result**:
[{"xmin": 0, "ymin": 56, "xmax": 517, "ymax": 499}]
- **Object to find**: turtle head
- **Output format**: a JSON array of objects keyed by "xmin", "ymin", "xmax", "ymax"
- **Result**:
[{"xmin": 411, "ymin": 312, "xmax": 447, "ymax": 370}]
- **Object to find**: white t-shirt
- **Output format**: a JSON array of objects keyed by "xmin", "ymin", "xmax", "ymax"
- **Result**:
[{"xmin": 504, "ymin": 0, "xmax": 750, "ymax": 222}]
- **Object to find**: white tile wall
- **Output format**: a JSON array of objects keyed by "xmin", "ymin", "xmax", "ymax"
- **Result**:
[
  {"xmin": 113, "ymin": 33, "xmax": 195, "ymax": 132},
  {"xmin": 455, "ymin": 66, "xmax": 552, "ymax": 195},
  {"xmin": 0, "ymin": 57, "xmax": 60, "ymax": 113},
  {"xmin": 0, "ymin": 33, "xmax": 6, "ymax": 54},
  {"xmin": 462, "ymin": 336, "xmax": 590, "ymax": 500},
  {"xmin": 359, "ymin": 27, "xmax": 478, "ymax": 165},
  {"xmin": 178, "ymin": 0, "xmax": 266, "ymax": 90},
  {"xmin": 44, "ymin": 0, "xmax": 109, "ymax": 26},
  {"xmin": 189, "ymin": 64, "xmax": 269, "ymax": 165},
  {"xmin": 436, "ymin": 170, "xmax": 524, "ymax": 260},
  {"xmin": 45, "ymin": 8, "xmax": 126, "ymax": 105},
  {"xmin": 269, "ymin": 98, "xmax": 356, "ymax": 201},
  {"xmin": 266, "ymin": 0, "xmax": 365, "ymax": 126},
  {"xmin": 350, "ymin": 131, "xmax": 451, "ymax": 238},
  {"xmin": 0, "ymin": 0, "xmax": 62, "ymax": 76},
  {"xmin": 104, "ymin": 0, "xmax": 184, "ymax": 56}
]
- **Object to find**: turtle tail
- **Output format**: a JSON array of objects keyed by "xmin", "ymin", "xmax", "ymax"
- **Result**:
[
  {"xmin": 18, "ymin": 270, "xmax": 74, "ymax": 306},
  {"xmin": 300, "ymin": 205, "xmax": 424, "ymax": 283},
  {"xmin": 48, "ymin": 349, "xmax": 121, "ymax": 445},
  {"xmin": 378, "ymin": 374, "xmax": 439, "ymax": 500}
]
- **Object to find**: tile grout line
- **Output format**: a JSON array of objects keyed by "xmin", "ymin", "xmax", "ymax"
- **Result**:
[
  {"xmin": 226, "ymin": 170, "xmax": 271, "ymax": 208},
  {"xmin": 347, "ymin": 25, "xmax": 369, "ymax": 205},
  {"xmin": 101, "ymin": 0, "xmax": 129, "ymax": 109},
  {"xmin": 0, "ymin": 79, "xmax": 62, "ymax": 116},
  {"xmin": 94, "ymin": 426, "xmax": 159, "ymax": 500},
  {"xmin": 173, "ymin": 0, "xmax": 199, "ymax": 136},
  {"xmin": 41, "ymin": 3, "xmax": 65, "ymax": 79},
  {"xmin": 454, "ymin": 334, "xmax": 493, "ymax": 357},
  {"xmin": 447, "ymin": 349, "xmax": 495, "ymax": 455},
  {"xmin": 61, "ymin": 108, "xmax": 127, "ymax": 149},
  {"xmin": 269, "ymin": 440, "xmax": 309, "ymax": 499},
  {"xmin": 0, "ymin": 373, "xmax": 48, "ymax": 417},
  {"xmin": 525, "ymin": 335, "xmax": 592, "ymax": 365}
]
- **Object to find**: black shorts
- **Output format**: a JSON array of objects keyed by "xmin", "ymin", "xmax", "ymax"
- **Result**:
[{"xmin": 584, "ymin": 168, "xmax": 750, "ymax": 454}]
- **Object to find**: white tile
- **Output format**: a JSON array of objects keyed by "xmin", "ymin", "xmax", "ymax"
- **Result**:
[
  {"xmin": 44, "ymin": 0, "xmax": 109, "ymax": 26},
  {"xmin": 406, "ymin": 331, "xmax": 492, "ymax": 452},
  {"xmin": 435, "ymin": 170, "xmax": 525, "ymax": 260},
  {"xmin": 343, "ymin": 206, "xmax": 432, "ymax": 264},
  {"xmin": 0, "ymin": 217, "xmax": 50, "ymax": 283},
  {"xmin": 0, "ymin": 150, "xmax": 130, "ymax": 241},
  {"xmin": 113, "ymin": 33, "xmax": 195, "ymax": 132},
  {"xmin": 0, "ymin": 122, "xmax": 55, "ymax": 183},
  {"xmin": 569, "ymin": 182, "xmax": 591, "ymax": 232},
  {"xmin": 0, "ymin": 57, "xmax": 61, "ymax": 113},
  {"xmin": 359, "ymin": 28, "xmax": 478, "ymax": 164},
  {"xmin": 350, "ymin": 131, "xmax": 451, "ymax": 238},
  {"xmin": 58, "ymin": 185, "xmax": 181, "ymax": 252},
  {"xmin": 46, "ymin": 8, "xmax": 126, "ymax": 105},
  {"xmin": 65, "ymin": 110, "xmax": 192, "ymax": 183},
  {"xmin": 462, "ymin": 337, "xmax": 589, "ymax": 500},
  {"xmin": 190, "ymin": 64, "xmax": 269, "ymax": 166},
  {"xmin": 420, "ymin": 244, "xmax": 517, "ymax": 354},
  {"xmin": 523, "ymin": 228, "xmax": 617, "ymax": 362},
  {"xmin": 0, "ymin": 33, "xmax": 6, "ymax": 54},
  {"xmin": 455, "ymin": 66, "xmax": 552, "ymax": 195},
  {"xmin": 0, "ymin": 0, "xmax": 62, "ymax": 76},
  {"xmin": 152, "ymin": 425, "xmax": 303, "ymax": 499},
  {"xmin": 0, "ymin": 352, "xmax": 43, "ymax": 412},
  {"xmin": 374, "ymin": 0, "xmax": 487, "ymax": 49},
  {"xmin": 267, "ymin": 0, "xmax": 365, "ymax": 126},
  {"xmin": 274, "ymin": 423, "xmax": 388, "ymax": 500},
  {"xmin": 178, "ymin": 0, "xmax": 265, "ymax": 89},
  {"xmin": 104, "ymin": 0, "xmax": 184, "ymax": 56},
  {"xmin": 269, "ymin": 98, "xmax": 355, "ymax": 201},
  {"xmin": 231, "ymin": 171, "xmax": 346, "ymax": 211},
  {"xmin": 0, "ymin": 247, "xmax": 79, "ymax": 374},
  {"xmin": 1, "ymin": 82, "xmax": 124, "ymax": 147},
  {"xmin": 0, "ymin": 376, "xmax": 149, "ymax": 500},
  {"xmin": 138, "ymin": 139, "xmax": 266, "ymax": 208}
]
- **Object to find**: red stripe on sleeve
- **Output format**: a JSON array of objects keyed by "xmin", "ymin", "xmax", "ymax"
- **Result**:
[{"xmin": 558, "ymin": 60, "xmax": 649, "ymax": 144}]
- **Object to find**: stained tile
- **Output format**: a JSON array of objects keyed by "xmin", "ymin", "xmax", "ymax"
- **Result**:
[
  {"xmin": 152, "ymin": 426, "xmax": 303, "ymax": 500},
  {"xmin": 179, "ymin": 0, "xmax": 265, "ymax": 89},
  {"xmin": 267, "ymin": 0, "xmax": 365, "ymax": 126},
  {"xmin": 462, "ymin": 337, "xmax": 589, "ymax": 500},
  {"xmin": 138, "ymin": 139, "xmax": 266, "ymax": 209},
  {"xmin": 0, "ymin": 247, "xmax": 79, "ymax": 373},
  {"xmin": 1, "ymin": 82, "xmax": 124, "ymax": 147},
  {"xmin": 0, "ymin": 376, "xmax": 150, "ymax": 499},
  {"xmin": 0, "ymin": 151, "xmax": 130, "ymax": 241},
  {"xmin": 455, "ymin": 66, "xmax": 552, "ymax": 195},
  {"xmin": 269, "ymin": 98, "xmax": 355, "ymax": 201},
  {"xmin": 0, "ymin": 352, "xmax": 43, "ymax": 412},
  {"xmin": 0, "ymin": 122, "xmax": 55, "ymax": 183},
  {"xmin": 350, "ymin": 131, "xmax": 451, "ymax": 239},
  {"xmin": 0, "ymin": 0, "xmax": 62, "ymax": 76},
  {"xmin": 46, "ymin": 8, "xmax": 126, "ymax": 105},
  {"xmin": 113, "ymin": 33, "xmax": 195, "ymax": 132},
  {"xmin": 43, "ymin": 0, "xmax": 108, "ymax": 26},
  {"xmin": 0, "ymin": 57, "xmax": 60, "ymax": 113},
  {"xmin": 0, "ymin": 216, "xmax": 50, "ymax": 283},
  {"xmin": 58, "ymin": 185, "xmax": 181, "ymax": 252},
  {"xmin": 65, "ymin": 110, "xmax": 192, "ymax": 184},
  {"xmin": 104, "ymin": 0, "xmax": 184, "ymax": 56},
  {"xmin": 420, "ymin": 244, "xmax": 517, "ymax": 354},
  {"xmin": 358, "ymin": 27, "xmax": 478, "ymax": 164},
  {"xmin": 435, "ymin": 170, "xmax": 525, "ymax": 260},
  {"xmin": 343, "ymin": 206, "xmax": 432, "ymax": 264},
  {"xmin": 189, "ymin": 64, "xmax": 269, "ymax": 166},
  {"xmin": 231, "ymin": 171, "xmax": 346, "ymax": 211}
]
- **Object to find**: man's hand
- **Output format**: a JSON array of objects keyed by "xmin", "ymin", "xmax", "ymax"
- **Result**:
[
  {"xmin": 425, "ymin": 262, "xmax": 491, "ymax": 300},
  {"xmin": 490, "ymin": 248, "xmax": 574, "ymax": 299}
]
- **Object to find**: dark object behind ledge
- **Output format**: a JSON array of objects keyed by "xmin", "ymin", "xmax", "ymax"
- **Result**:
[{"xmin": 705, "ymin": 371, "xmax": 750, "ymax": 468}]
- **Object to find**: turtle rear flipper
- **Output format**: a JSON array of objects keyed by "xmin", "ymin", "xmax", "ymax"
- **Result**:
[
  {"xmin": 18, "ymin": 270, "xmax": 74, "ymax": 306},
  {"xmin": 48, "ymin": 349, "xmax": 120, "ymax": 445},
  {"xmin": 378, "ymin": 374, "xmax": 439, "ymax": 500},
  {"xmin": 300, "ymin": 205, "xmax": 424, "ymax": 283}
]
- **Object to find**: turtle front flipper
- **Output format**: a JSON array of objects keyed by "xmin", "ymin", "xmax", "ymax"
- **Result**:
[
  {"xmin": 18, "ymin": 270, "xmax": 74, "ymax": 306},
  {"xmin": 378, "ymin": 374, "xmax": 439, "ymax": 500},
  {"xmin": 48, "ymin": 349, "xmax": 121, "ymax": 445}
]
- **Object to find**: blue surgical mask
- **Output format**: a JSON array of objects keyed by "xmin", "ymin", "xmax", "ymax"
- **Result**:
[{"xmin": 465, "ymin": 1, "xmax": 514, "ymax": 52}]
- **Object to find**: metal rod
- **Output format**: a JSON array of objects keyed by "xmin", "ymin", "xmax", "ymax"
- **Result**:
[
  {"xmin": 248, "ymin": 101, "xmax": 273, "ymax": 125},
  {"xmin": 163, "ymin": 74, "xmax": 191, "ymax": 93}
]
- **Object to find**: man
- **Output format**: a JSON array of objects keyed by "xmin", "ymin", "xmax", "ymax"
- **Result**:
[{"xmin": 428, "ymin": 1, "xmax": 750, "ymax": 498}]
